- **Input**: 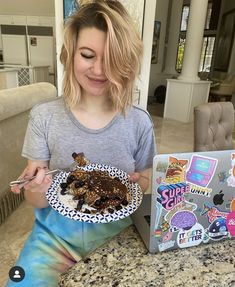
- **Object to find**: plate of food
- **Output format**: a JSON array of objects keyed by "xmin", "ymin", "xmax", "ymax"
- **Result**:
[{"xmin": 46, "ymin": 162, "xmax": 143, "ymax": 223}]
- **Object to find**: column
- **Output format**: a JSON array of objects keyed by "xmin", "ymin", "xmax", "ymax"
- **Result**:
[
  {"xmin": 54, "ymin": 0, "xmax": 64, "ymax": 97},
  {"xmin": 163, "ymin": 0, "xmax": 211, "ymax": 123},
  {"xmin": 178, "ymin": 0, "xmax": 208, "ymax": 81},
  {"xmin": 164, "ymin": 0, "xmax": 183, "ymax": 74}
]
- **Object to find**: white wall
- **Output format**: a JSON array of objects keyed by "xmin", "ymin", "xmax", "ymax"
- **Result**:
[
  {"xmin": 149, "ymin": 0, "xmax": 169, "ymax": 98},
  {"xmin": 0, "ymin": 0, "xmax": 54, "ymax": 16},
  {"xmin": 149, "ymin": 0, "xmax": 182, "ymax": 99}
]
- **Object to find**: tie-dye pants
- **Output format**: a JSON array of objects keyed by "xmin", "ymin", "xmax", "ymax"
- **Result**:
[{"xmin": 6, "ymin": 207, "xmax": 132, "ymax": 286}]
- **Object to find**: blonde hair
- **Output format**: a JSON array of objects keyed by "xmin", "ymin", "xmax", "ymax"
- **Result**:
[{"xmin": 60, "ymin": 0, "xmax": 143, "ymax": 113}]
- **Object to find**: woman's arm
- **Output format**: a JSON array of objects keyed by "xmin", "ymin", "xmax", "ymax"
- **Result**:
[
  {"xmin": 11, "ymin": 160, "xmax": 52, "ymax": 208},
  {"xmin": 129, "ymin": 168, "xmax": 151, "ymax": 193}
]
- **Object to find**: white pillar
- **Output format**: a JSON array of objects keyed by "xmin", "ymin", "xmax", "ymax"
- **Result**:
[
  {"xmin": 164, "ymin": 0, "xmax": 183, "ymax": 74},
  {"xmin": 178, "ymin": 0, "xmax": 208, "ymax": 81},
  {"xmin": 54, "ymin": 0, "xmax": 64, "ymax": 97}
]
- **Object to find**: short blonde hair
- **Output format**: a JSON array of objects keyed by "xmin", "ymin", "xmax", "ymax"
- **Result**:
[{"xmin": 60, "ymin": 0, "xmax": 143, "ymax": 113}]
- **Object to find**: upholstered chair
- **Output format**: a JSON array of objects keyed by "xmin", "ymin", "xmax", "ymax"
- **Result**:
[{"xmin": 194, "ymin": 102, "xmax": 234, "ymax": 151}]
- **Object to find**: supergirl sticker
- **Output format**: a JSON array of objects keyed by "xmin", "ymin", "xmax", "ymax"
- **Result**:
[
  {"xmin": 177, "ymin": 223, "xmax": 204, "ymax": 248},
  {"xmin": 157, "ymin": 182, "xmax": 190, "ymax": 210}
]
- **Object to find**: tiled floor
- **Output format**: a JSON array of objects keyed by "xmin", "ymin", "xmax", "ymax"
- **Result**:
[{"xmin": 0, "ymin": 103, "xmax": 194, "ymax": 286}]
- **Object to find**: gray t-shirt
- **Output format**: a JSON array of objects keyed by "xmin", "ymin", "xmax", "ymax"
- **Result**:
[{"xmin": 22, "ymin": 98, "xmax": 156, "ymax": 173}]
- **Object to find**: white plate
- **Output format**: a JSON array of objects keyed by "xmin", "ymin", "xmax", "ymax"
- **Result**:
[{"xmin": 46, "ymin": 163, "xmax": 143, "ymax": 223}]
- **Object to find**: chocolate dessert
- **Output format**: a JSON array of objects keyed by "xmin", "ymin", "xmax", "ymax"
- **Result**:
[
  {"xmin": 59, "ymin": 153, "xmax": 130, "ymax": 213},
  {"xmin": 72, "ymin": 152, "xmax": 90, "ymax": 167}
]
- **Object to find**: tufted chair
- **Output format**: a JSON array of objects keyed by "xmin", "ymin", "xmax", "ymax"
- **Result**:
[{"xmin": 194, "ymin": 102, "xmax": 234, "ymax": 151}]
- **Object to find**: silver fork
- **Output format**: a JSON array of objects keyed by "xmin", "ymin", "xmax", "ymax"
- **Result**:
[{"xmin": 9, "ymin": 169, "xmax": 65, "ymax": 187}]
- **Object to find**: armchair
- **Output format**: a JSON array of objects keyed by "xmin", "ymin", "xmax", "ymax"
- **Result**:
[{"xmin": 194, "ymin": 102, "xmax": 234, "ymax": 151}]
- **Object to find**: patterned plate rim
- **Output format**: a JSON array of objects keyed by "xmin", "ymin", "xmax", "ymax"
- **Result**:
[{"xmin": 46, "ymin": 163, "xmax": 143, "ymax": 223}]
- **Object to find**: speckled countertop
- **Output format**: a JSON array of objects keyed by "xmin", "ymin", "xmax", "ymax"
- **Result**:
[{"xmin": 59, "ymin": 225, "xmax": 235, "ymax": 287}]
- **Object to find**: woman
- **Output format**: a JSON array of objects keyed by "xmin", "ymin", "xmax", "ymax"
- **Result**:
[{"xmin": 8, "ymin": 1, "xmax": 156, "ymax": 286}]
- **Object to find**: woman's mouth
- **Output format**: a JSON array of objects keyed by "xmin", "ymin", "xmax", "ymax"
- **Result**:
[{"xmin": 87, "ymin": 76, "xmax": 107, "ymax": 85}]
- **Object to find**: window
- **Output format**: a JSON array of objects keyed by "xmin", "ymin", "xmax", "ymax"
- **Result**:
[
  {"xmin": 200, "ymin": 36, "xmax": 215, "ymax": 71},
  {"xmin": 176, "ymin": 1, "xmax": 218, "ymax": 73}
]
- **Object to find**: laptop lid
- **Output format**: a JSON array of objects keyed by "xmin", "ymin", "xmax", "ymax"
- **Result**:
[{"xmin": 132, "ymin": 150, "xmax": 235, "ymax": 253}]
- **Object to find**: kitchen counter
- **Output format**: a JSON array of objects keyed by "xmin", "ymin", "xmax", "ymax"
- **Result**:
[{"xmin": 59, "ymin": 225, "xmax": 235, "ymax": 287}]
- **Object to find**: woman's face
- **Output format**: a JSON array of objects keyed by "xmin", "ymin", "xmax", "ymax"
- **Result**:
[{"xmin": 74, "ymin": 27, "xmax": 109, "ymax": 98}]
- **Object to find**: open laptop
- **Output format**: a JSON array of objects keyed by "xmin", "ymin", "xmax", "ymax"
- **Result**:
[{"xmin": 131, "ymin": 150, "xmax": 235, "ymax": 253}]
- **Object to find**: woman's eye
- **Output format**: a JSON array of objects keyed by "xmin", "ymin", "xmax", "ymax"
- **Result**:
[{"xmin": 81, "ymin": 53, "xmax": 94, "ymax": 59}]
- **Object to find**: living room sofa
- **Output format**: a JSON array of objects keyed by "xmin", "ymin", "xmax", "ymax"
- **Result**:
[{"xmin": 0, "ymin": 82, "xmax": 57, "ymax": 224}]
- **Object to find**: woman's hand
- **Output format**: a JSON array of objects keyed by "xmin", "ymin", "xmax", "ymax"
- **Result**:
[
  {"xmin": 128, "ymin": 169, "xmax": 151, "ymax": 193},
  {"xmin": 11, "ymin": 162, "xmax": 52, "ymax": 193},
  {"xmin": 23, "ymin": 167, "xmax": 53, "ymax": 193},
  {"xmin": 11, "ymin": 160, "xmax": 52, "ymax": 208}
]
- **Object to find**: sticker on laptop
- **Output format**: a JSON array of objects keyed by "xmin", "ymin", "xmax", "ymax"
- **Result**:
[
  {"xmin": 177, "ymin": 223, "xmax": 204, "ymax": 248},
  {"xmin": 157, "ymin": 182, "xmax": 190, "ymax": 211},
  {"xmin": 156, "ymin": 161, "xmax": 168, "ymax": 173},
  {"xmin": 226, "ymin": 211, "xmax": 235, "ymax": 237},
  {"xmin": 162, "ymin": 230, "xmax": 173, "ymax": 242},
  {"xmin": 160, "ymin": 219, "xmax": 170, "ymax": 232},
  {"xmin": 186, "ymin": 155, "xmax": 218, "ymax": 187},
  {"xmin": 170, "ymin": 210, "xmax": 197, "ymax": 230},
  {"xmin": 201, "ymin": 202, "xmax": 229, "ymax": 223},
  {"xmin": 154, "ymin": 201, "xmax": 163, "ymax": 234},
  {"xmin": 158, "ymin": 240, "xmax": 175, "ymax": 252},
  {"xmin": 189, "ymin": 184, "xmax": 213, "ymax": 198},
  {"xmin": 207, "ymin": 217, "xmax": 228, "ymax": 241},
  {"xmin": 164, "ymin": 157, "xmax": 188, "ymax": 184},
  {"xmin": 231, "ymin": 199, "xmax": 235, "ymax": 212},
  {"xmin": 218, "ymin": 171, "xmax": 229, "ymax": 183},
  {"xmin": 164, "ymin": 200, "xmax": 197, "ymax": 224},
  {"xmin": 227, "ymin": 153, "xmax": 235, "ymax": 187}
]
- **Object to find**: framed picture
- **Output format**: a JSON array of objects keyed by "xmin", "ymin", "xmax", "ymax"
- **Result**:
[
  {"xmin": 63, "ymin": 0, "xmax": 80, "ymax": 19},
  {"xmin": 151, "ymin": 21, "xmax": 161, "ymax": 64},
  {"xmin": 214, "ymin": 9, "xmax": 235, "ymax": 71}
]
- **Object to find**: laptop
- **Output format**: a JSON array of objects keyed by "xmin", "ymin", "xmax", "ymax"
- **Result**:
[{"xmin": 131, "ymin": 150, "xmax": 235, "ymax": 253}]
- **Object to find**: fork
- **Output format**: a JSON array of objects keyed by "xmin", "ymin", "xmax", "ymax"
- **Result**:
[
  {"xmin": 9, "ymin": 169, "xmax": 65, "ymax": 187},
  {"xmin": 9, "ymin": 160, "xmax": 86, "ymax": 187}
]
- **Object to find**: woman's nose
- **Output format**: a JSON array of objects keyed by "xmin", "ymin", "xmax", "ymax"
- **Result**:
[{"xmin": 92, "ymin": 58, "xmax": 104, "ymax": 75}]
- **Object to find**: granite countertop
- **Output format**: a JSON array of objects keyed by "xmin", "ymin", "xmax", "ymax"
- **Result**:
[{"xmin": 59, "ymin": 225, "xmax": 235, "ymax": 287}]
